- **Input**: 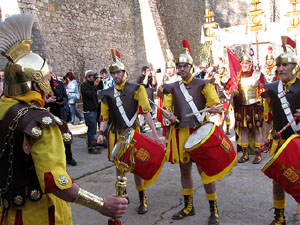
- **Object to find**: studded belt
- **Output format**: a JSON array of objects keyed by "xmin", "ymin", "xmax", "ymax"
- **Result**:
[{"xmin": 0, "ymin": 185, "xmax": 43, "ymax": 210}]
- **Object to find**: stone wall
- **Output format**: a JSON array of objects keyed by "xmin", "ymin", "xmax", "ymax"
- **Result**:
[
  {"xmin": 17, "ymin": 0, "xmax": 142, "ymax": 82},
  {"xmin": 156, "ymin": 0, "xmax": 206, "ymax": 65},
  {"xmin": 0, "ymin": 0, "xmax": 252, "ymax": 80}
]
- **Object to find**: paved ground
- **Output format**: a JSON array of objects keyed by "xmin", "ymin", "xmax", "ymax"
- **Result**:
[{"xmin": 67, "ymin": 114, "xmax": 299, "ymax": 225}]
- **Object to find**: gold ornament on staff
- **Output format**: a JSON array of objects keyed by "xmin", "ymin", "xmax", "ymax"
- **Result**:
[
  {"xmin": 108, "ymin": 129, "xmax": 136, "ymax": 225},
  {"xmin": 286, "ymin": 0, "xmax": 300, "ymax": 55},
  {"xmin": 248, "ymin": 0, "xmax": 264, "ymax": 61},
  {"xmin": 203, "ymin": 8, "xmax": 218, "ymax": 66}
]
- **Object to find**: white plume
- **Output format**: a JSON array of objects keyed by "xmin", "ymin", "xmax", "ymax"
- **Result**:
[{"xmin": 0, "ymin": 14, "xmax": 35, "ymax": 56}]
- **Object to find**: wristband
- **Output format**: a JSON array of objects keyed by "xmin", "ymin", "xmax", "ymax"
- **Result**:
[
  {"xmin": 74, "ymin": 188, "xmax": 104, "ymax": 212},
  {"xmin": 99, "ymin": 130, "xmax": 104, "ymax": 136}
]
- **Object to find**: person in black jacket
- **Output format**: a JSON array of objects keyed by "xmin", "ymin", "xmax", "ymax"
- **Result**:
[
  {"xmin": 81, "ymin": 70, "xmax": 102, "ymax": 154},
  {"xmin": 45, "ymin": 72, "xmax": 77, "ymax": 166}
]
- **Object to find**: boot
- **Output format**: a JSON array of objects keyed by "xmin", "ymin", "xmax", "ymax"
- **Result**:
[
  {"xmin": 252, "ymin": 148, "xmax": 262, "ymax": 164},
  {"xmin": 208, "ymin": 200, "xmax": 219, "ymax": 225},
  {"xmin": 137, "ymin": 191, "xmax": 148, "ymax": 214},
  {"xmin": 238, "ymin": 148, "xmax": 249, "ymax": 163},
  {"xmin": 269, "ymin": 208, "xmax": 286, "ymax": 225},
  {"xmin": 172, "ymin": 195, "xmax": 195, "ymax": 220}
]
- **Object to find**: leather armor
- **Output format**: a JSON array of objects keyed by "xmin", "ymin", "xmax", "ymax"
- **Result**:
[
  {"xmin": 0, "ymin": 103, "xmax": 72, "ymax": 209},
  {"xmin": 100, "ymin": 82, "xmax": 140, "ymax": 133},
  {"xmin": 163, "ymin": 78, "xmax": 210, "ymax": 128},
  {"xmin": 262, "ymin": 78, "xmax": 300, "ymax": 139}
]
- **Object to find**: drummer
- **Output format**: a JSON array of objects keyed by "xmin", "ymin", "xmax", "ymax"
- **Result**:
[
  {"xmin": 162, "ymin": 40, "xmax": 223, "ymax": 225},
  {"xmin": 97, "ymin": 49, "xmax": 162, "ymax": 215},
  {"xmin": 262, "ymin": 36, "xmax": 300, "ymax": 224}
]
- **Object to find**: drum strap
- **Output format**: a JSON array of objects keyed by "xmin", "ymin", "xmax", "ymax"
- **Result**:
[
  {"xmin": 179, "ymin": 81, "xmax": 205, "ymax": 123},
  {"xmin": 277, "ymin": 80, "xmax": 300, "ymax": 133},
  {"xmin": 114, "ymin": 88, "xmax": 138, "ymax": 127}
]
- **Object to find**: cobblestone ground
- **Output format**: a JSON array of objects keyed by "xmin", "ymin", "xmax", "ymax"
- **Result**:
[{"xmin": 68, "ymin": 113, "xmax": 299, "ymax": 225}]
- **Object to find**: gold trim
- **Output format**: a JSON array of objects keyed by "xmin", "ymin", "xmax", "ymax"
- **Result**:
[
  {"xmin": 262, "ymin": 134, "xmax": 300, "ymax": 172},
  {"xmin": 6, "ymin": 40, "xmax": 32, "ymax": 62},
  {"xmin": 30, "ymin": 189, "xmax": 41, "ymax": 200},
  {"xmin": 74, "ymin": 188, "xmax": 104, "ymax": 212},
  {"xmin": 57, "ymin": 175, "xmax": 70, "ymax": 186}
]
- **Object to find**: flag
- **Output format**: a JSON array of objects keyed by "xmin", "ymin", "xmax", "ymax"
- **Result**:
[{"xmin": 226, "ymin": 48, "xmax": 240, "ymax": 84}]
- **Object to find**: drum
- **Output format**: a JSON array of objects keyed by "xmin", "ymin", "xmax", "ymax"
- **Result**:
[
  {"xmin": 262, "ymin": 134, "xmax": 300, "ymax": 203},
  {"xmin": 184, "ymin": 122, "xmax": 237, "ymax": 184},
  {"xmin": 111, "ymin": 128, "xmax": 165, "ymax": 181}
]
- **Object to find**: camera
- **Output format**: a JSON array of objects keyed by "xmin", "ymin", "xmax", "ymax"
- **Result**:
[
  {"xmin": 56, "ymin": 96, "xmax": 63, "ymax": 103},
  {"xmin": 156, "ymin": 68, "xmax": 161, "ymax": 73}
]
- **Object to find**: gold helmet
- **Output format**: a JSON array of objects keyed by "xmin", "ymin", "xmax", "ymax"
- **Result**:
[
  {"xmin": 176, "ymin": 40, "xmax": 193, "ymax": 65},
  {"xmin": 276, "ymin": 36, "xmax": 299, "ymax": 76},
  {"xmin": 0, "ymin": 14, "xmax": 53, "ymax": 97},
  {"xmin": 239, "ymin": 49, "xmax": 252, "ymax": 63},
  {"xmin": 109, "ymin": 49, "xmax": 126, "ymax": 73},
  {"xmin": 165, "ymin": 49, "xmax": 176, "ymax": 68},
  {"xmin": 276, "ymin": 36, "xmax": 298, "ymax": 64},
  {"xmin": 266, "ymin": 46, "xmax": 274, "ymax": 60}
]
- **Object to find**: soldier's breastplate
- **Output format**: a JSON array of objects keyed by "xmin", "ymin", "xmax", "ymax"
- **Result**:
[
  {"xmin": 105, "ymin": 83, "xmax": 139, "ymax": 132},
  {"xmin": 239, "ymin": 73, "xmax": 260, "ymax": 105}
]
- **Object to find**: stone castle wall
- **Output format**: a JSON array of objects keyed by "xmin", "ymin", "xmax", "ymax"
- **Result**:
[{"xmin": 0, "ymin": 0, "xmax": 250, "ymax": 81}]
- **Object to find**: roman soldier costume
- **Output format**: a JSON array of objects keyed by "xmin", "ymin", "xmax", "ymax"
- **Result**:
[
  {"xmin": 235, "ymin": 50, "xmax": 266, "ymax": 164},
  {"xmin": 99, "ymin": 49, "xmax": 157, "ymax": 214},
  {"xmin": 162, "ymin": 40, "xmax": 236, "ymax": 225},
  {"xmin": 0, "ymin": 14, "xmax": 74, "ymax": 224},
  {"xmin": 264, "ymin": 46, "xmax": 277, "ymax": 83},
  {"xmin": 214, "ymin": 58, "xmax": 237, "ymax": 134},
  {"xmin": 261, "ymin": 36, "xmax": 300, "ymax": 225}
]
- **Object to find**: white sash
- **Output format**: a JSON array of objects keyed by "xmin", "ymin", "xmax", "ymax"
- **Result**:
[
  {"xmin": 179, "ymin": 81, "xmax": 205, "ymax": 123},
  {"xmin": 277, "ymin": 81, "xmax": 300, "ymax": 133},
  {"xmin": 114, "ymin": 88, "xmax": 138, "ymax": 127}
]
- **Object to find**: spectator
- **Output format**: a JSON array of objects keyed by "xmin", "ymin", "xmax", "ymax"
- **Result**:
[
  {"xmin": 136, "ymin": 66, "xmax": 157, "ymax": 132},
  {"xmin": 45, "ymin": 72, "xmax": 77, "ymax": 166},
  {"xmin": 64, "ymin": 72, "xmax": 85, "ymax": 125},
  {"xmin": 100, "ymin": 68, "xmax": 114, "ymax": 90},
  {"xmin": 81, "ymin": 70, "xmax": 102, "ymax": 154}
]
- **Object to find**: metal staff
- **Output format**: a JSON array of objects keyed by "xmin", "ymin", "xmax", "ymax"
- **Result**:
[
  {"xmin": 185, "ymin": 104, "xmax": 224, "ymax": 118},
  {"xmin": 148, "ymin": 99, "xmax": 180, "ymax": 123},
  {"xmin": 220, "ymin": 93, "xmax": 235, "ymax": 131},
  {"xmin": 273, "ymin": 116, "xmax": 299, "ymax": 140}
]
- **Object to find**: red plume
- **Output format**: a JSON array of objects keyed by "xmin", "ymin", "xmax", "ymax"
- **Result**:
[
  {"xmin": 282, "ymin": 36, "xmax": 296, "ymax": 51},
  {"xmin": 268, "ymin": 46, "xmax": 273, "ymax": 52},
  {"xmin": 115, "ymin": 50, "xmax": 121, "ymax": 59},
  {"xmin": 182, "ymin": 40, "xmax": 191, "ymax": 54},
  {"xmin": 286, "ymin": 36, "xmax": 296, "ymax": 49}
]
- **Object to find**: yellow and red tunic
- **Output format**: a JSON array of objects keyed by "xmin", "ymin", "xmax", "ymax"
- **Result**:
[
  {"xmin": 163, "ymin": 76, "xmax": 220, "ymax": 165},
  {"xmin": 0, "ymin": 91, "xmax": 73, "ymax": 225},
  {"xmin": 100, "ymin": 80, "xmax": 152, "ymax": 161}
]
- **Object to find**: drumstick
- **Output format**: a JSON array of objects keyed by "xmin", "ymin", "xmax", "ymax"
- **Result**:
[
  {"xmin": 185, "ymin": 104, "xmax": 224, "ymax": 118},
  {"xmin": 273, "ymin": 116, "xmax": 299, "ymax": 139},
  {"xmin": 148, "ymin": 99, "xmax": 180, "ymax": 123}
]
